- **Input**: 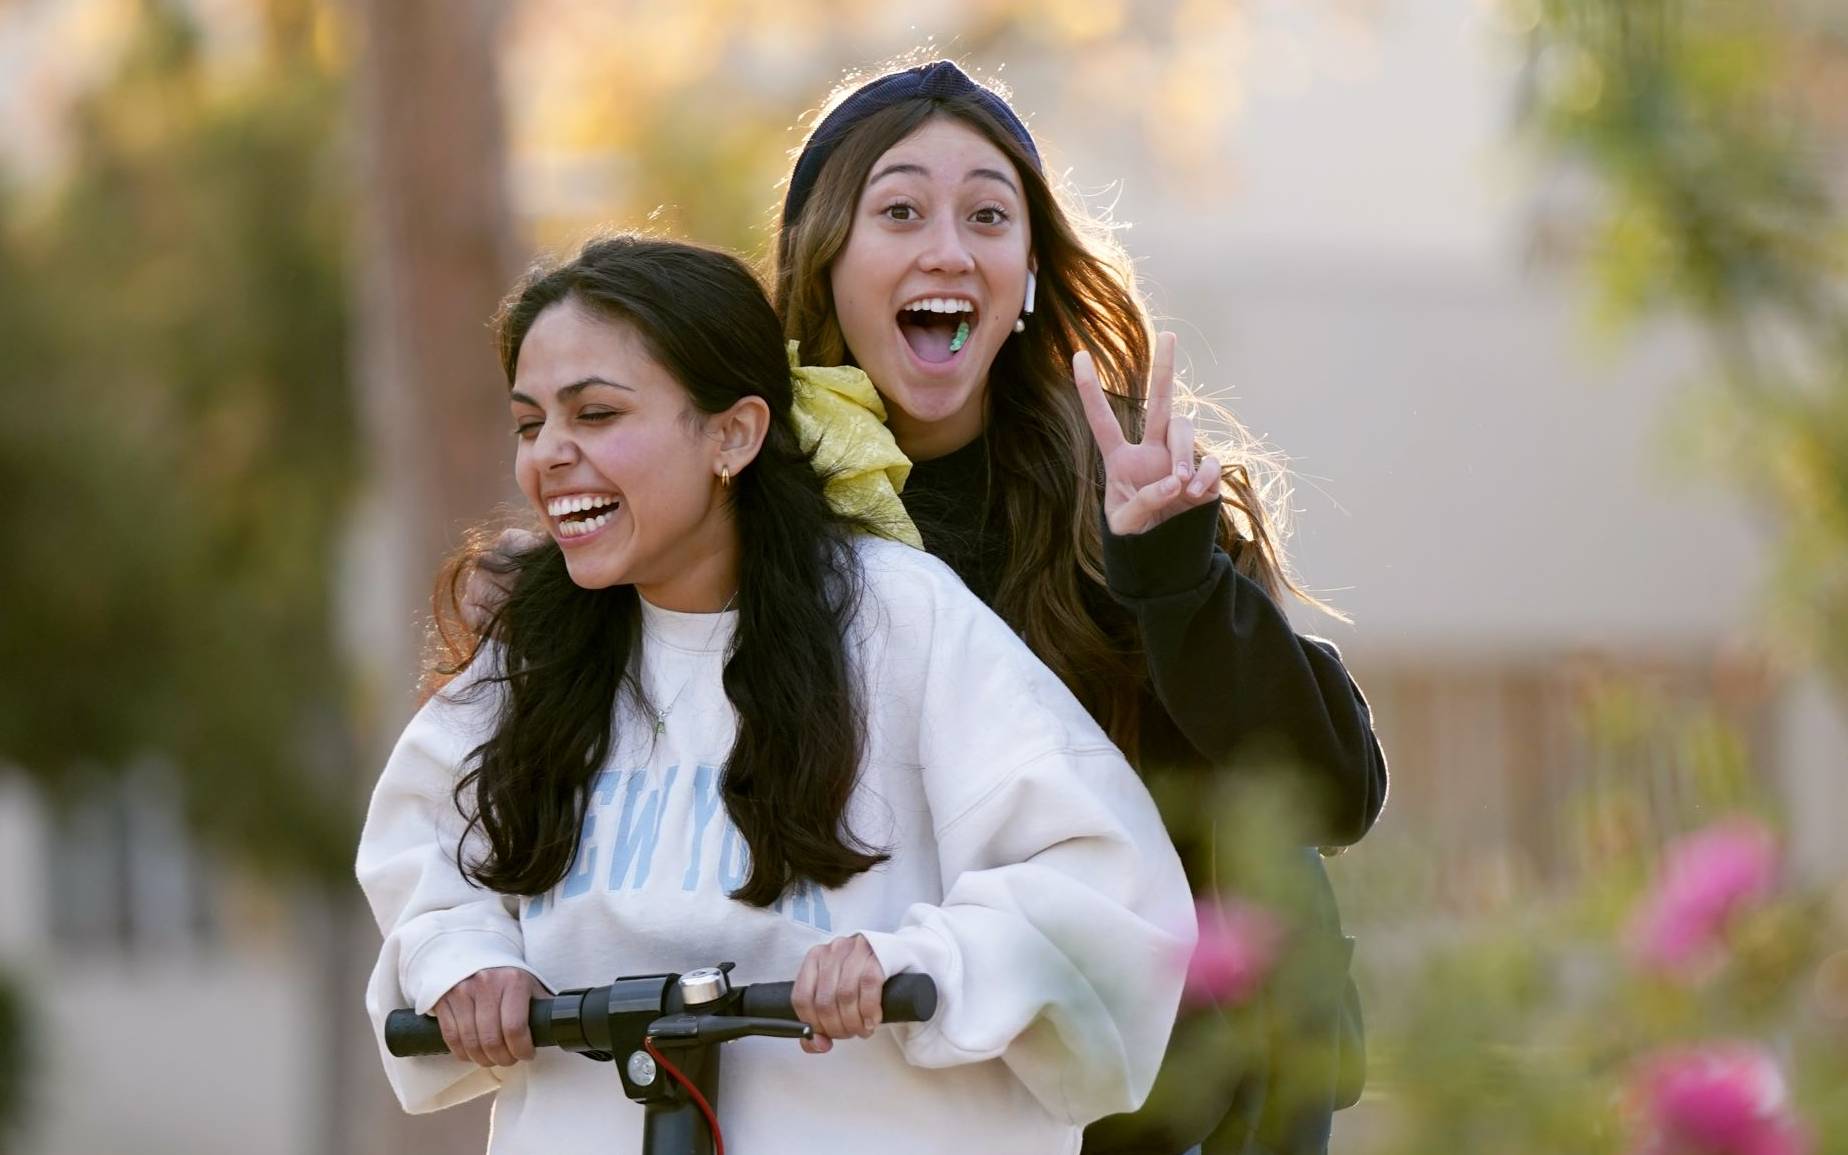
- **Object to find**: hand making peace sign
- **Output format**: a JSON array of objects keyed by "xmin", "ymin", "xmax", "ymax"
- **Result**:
[{"xmin": 1073, "ymin": 331, "xmax": 1223, "ymax": 536}]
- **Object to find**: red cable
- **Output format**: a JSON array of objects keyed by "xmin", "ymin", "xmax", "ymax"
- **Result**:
[{"xmin": 643, "ymin": 1036, "xmax": 725, "ymax": 1155}]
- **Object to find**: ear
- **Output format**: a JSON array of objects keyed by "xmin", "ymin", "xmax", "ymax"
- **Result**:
[{"xmin": 707, "ymin": 395, "xmax": 772, "ymax": 480}]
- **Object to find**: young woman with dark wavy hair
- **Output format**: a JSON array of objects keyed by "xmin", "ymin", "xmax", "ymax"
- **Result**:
[{"xmin": 357, "ymin": 234, "xmax": 1194, "ymax": 1155}]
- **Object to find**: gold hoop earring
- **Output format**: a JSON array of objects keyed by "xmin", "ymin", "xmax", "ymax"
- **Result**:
[{"xmin": 720, "ymin": 464, "xmax": 731, "ymax": 489}]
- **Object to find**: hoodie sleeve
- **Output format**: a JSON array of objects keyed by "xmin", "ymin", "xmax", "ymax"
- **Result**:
[
  {"xmin": 855, "ymin": 562, "xmax": 1197, "ymax": 1128},
  {"xmin": 354, "ymin": 672, "xmax": 549, "ymax": 1114},
  {"xmin": 1101, "ymin": 502, "xmax": 1388, "ymax": 846}
]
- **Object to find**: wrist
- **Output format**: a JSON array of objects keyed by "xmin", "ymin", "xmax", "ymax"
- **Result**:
[{"xmin": 1101, "ymin": 500, "xmax": 1220, "ymax": 600}]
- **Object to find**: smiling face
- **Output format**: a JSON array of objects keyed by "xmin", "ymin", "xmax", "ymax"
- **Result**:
[
  {"xmin": 510, "ymin": 299, "xmax": 740, "ymax": 609},
  {"xmin": 828, "ymin": 116, "xmax": 1032, "ymax": 461}
]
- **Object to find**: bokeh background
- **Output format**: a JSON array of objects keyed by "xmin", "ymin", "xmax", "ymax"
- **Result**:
[{"xmin": 0, "ymin": 1, "xmax": 1844, "ymax": 1153}]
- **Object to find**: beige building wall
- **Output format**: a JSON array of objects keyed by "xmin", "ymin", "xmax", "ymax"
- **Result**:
[
  {"xmin": 0, "ymin": 778, "xmax": 321, "ymax": 1155},
  {"xmin": 1025, "ymin": 0, "xmax": 1840, "ymax": 881}
]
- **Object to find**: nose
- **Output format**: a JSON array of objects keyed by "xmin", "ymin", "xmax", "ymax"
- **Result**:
[
  {"xmin": 531, "ymin": 418, "xmax": 578, "ymax": 470},
  {"xmin": 916, "ymin": 214, "xmax": 975, "ymax": 275}
]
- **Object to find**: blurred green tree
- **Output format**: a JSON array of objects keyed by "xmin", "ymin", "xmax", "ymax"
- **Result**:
[
  {"xmin": 1522, "ymin": 0, "xmax": 1848, "ymax": 697},
  {"xmin": 0, "ymin": 0, "xmax": 358, "ymax": 882}
]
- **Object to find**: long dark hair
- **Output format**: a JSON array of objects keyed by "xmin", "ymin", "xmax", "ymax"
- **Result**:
[
  {"xmin": 432, "ymin": 234, "xmax": 885, "ymax": 907},
  {"xmin": 773, "ymin": 82, "xmax": 1319, "ymax": 756}
]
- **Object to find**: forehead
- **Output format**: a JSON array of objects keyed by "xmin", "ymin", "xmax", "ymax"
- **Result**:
[
  {"xmin": 513, "ymin": 300, "xmax": 680, "ymax": 399},
  {"xmin": 868, "ymin": 116, "xmax": 1020, "ymax": 187}
]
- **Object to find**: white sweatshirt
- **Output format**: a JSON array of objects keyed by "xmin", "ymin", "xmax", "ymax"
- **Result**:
[{"xmin": 358, "ymin": 536, "xmax": 1195, "ymax": 1155}]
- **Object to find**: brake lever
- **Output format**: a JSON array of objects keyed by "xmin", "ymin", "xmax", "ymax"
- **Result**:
[{"xmin": 646, "ymin": 1013, "xmax": 814, "ymax": 1046}]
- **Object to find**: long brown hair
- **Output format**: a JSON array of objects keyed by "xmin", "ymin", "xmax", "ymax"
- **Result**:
[{"xmin": 772, "ymin": 83, "xmax": 1318, "ymax": 754}]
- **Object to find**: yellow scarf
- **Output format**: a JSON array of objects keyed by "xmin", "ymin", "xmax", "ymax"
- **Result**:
[{"xmin": 786, "ymin": 342, "xmax": 923, "ymax": 548}]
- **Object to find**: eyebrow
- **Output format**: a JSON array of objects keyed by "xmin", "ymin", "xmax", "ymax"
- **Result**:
[
  {"xmin": 867, "ymin": 163, "xmax": 1019, "ymax": 195},
  {"xmin": 508, "ymin": 376, "xmax": 633, "ymax": 406}
]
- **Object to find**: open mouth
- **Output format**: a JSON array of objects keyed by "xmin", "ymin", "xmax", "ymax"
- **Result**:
[
  {"xmin": 897, "ymin": 297, "xmax": 979, "ymax": 366},
  {"xmin": 546, "ymin": 493, "xmax": 622, "ymax": 539}
]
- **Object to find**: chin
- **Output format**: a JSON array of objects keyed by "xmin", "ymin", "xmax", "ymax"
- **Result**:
[
  {"xmin": 895, "ymin": 389, "xmax": 979, "ymax": 428},
  {"xmin": 560, "ymin": 552, "xmax": 629, "ymax": 591},
  {"xmin": 882, "ymin": 367, "xmax": 984, "ymax": 427}
]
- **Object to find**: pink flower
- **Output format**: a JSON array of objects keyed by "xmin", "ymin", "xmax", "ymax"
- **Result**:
[
  {"xmin": 1184, "ymin": 898, "xmax": 1284, "ymax": 1007},
  {"xmin": 1627, "ymin": 1043, "xmax": 1809, "ymax": 1155},
  {"xmin": 1627, "ymin": 818, "xmax": 1780, "ymax": 975}
]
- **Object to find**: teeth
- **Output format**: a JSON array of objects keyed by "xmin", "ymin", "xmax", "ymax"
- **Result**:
[
  {"xmin": 556, "ymin": 507, "xmax": 613, "ymax": 538},
  {"xmin": 546, "ymin": 494, "xmax": 619, "ymax": 519},
  {"xmin": 904, "ymin": 298, "xmax": 973, "ymax": 314}
]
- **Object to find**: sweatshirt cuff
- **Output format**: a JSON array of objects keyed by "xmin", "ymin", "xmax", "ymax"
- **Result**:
[
  {"xmin": 1101, "ymin": 500, "xmax": 1220, "ymax": 602},
  {"xmin": 858, "ymin": 925, "xmax": 954, "ymax": 1048},
  {"xmin": 401, "ymin": 927, "xmax": 535, "ymax": 1015}
]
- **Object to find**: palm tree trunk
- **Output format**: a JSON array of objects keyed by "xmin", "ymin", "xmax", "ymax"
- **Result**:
[{"xmin": 333, "ymin": 2, "xmax": 518, "ymax": 1152}]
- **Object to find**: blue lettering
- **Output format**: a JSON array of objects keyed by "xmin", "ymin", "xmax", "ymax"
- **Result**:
[
  {"xmin": 607, "ymin": 765, "xmax": 678, "ymax": 890},
  {"xmin": 682, "ymin": 764, "xmax": 723, "ymax": 891},
  {"xmin": 590, "ymin": 767, "xmax": 622, "ymax": 807},
  {"xmin": 786, "ymin": 880, "xmax": 833, "ymax": 932},
  {"xmin": 561, "ymin": 812, "xmax": 599, "ymax": 899}
]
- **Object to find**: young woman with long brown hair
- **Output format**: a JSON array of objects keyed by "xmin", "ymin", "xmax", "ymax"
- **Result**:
[{"xmin": 771, "ymin": 62, "xmax": 1386, "ymax": 1155}]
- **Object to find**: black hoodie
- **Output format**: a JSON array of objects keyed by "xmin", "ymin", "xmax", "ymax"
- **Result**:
[{"xmin": 899, "ymin": 434, "xmax": 1388, "ymax": 1154}]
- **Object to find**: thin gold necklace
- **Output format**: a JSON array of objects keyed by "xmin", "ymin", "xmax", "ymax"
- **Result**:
[{"xmin": 644, "ymin": 590, "xmax": 737, "ymax": 738}]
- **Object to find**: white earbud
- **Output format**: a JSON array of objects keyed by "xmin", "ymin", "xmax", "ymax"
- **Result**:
[{"xmin": 1015, "ymin": 269, "xmax": 1037, "ymax": 334}]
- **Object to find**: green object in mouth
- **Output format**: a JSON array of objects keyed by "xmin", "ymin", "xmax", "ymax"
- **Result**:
[{"xmin": 948, "ymin": 319, "xmax": 970, "ymax": 354}]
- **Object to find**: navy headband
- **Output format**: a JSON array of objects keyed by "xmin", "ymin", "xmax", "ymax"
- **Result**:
[{"xmin": 782, "ymin": 61, "xmax": 1042, "ymax": 228}]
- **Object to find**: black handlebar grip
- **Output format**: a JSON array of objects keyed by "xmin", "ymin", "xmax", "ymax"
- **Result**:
[
  {"xmin": 739, "ymin": 973, "xmax": 938, "ymax": 1024},
  {"xmin": 384, "ymin": 1000, "xmax": 561, "ymax": 1058},
  {"xmin": 384, "ymin": 1009, "xmax": 453, "ymax": 1058}
]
